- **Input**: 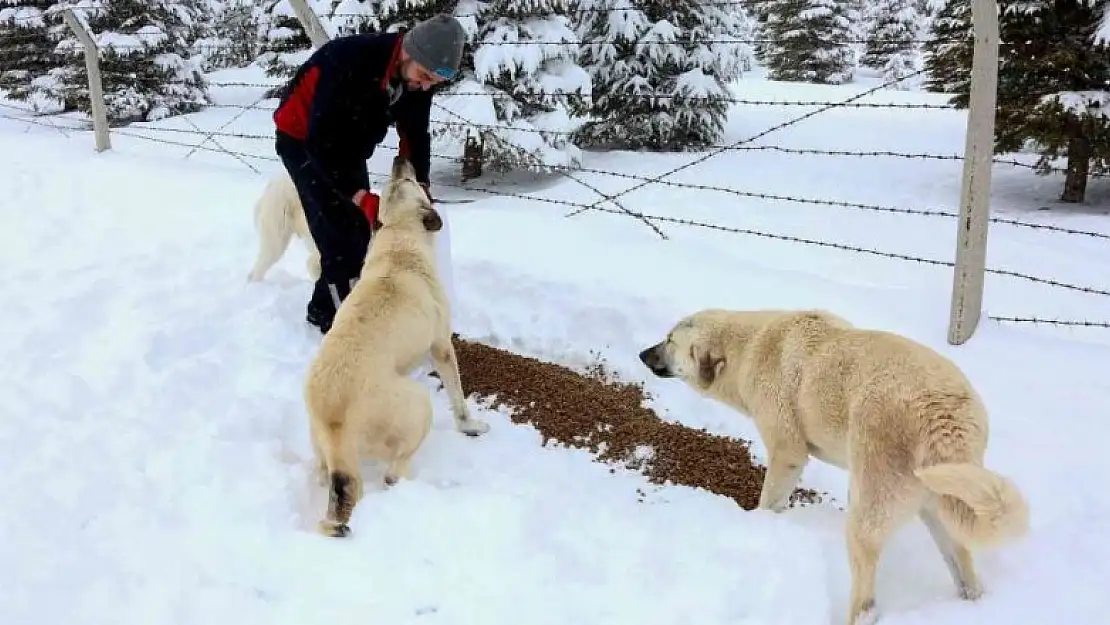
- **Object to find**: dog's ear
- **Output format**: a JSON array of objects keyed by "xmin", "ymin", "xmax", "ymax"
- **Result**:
[
  {"xmin": 692, "ymin": 343, "xmax": 725, "ymax": 387},
  {"xmin": 422, "ymin": 207, "xmax": 443, "ymax": 232}
]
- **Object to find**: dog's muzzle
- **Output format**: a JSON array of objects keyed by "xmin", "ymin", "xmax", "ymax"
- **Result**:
[{"xmin": 638, "ymin": 344, "xmax": 674, "ymax": 378}]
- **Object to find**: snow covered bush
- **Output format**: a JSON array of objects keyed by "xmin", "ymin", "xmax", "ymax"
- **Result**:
[
  {"xmin": 41, "ymin": 0, "xmax": 209, "ymax": 124},
  {"xmin": 570, "ymin": 0, "xmax": 749, "ymax": 152}
]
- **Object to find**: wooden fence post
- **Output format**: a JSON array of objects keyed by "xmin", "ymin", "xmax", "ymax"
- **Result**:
[
  {"xmin": 947, "ymin": 0, "xmax": 1000, "ymax": 346},
  {"xmin": 286, "ymin": 0, "xmax": 332, "ymax": 48},
  {"xmin": 60, "ymin": 8, "xmax": 110, "ymax": 152}
]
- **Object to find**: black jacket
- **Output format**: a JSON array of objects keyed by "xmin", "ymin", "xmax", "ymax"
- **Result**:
[{"xmin": 273, "ymin": 31, "xmax": 433, "ymax": 200}]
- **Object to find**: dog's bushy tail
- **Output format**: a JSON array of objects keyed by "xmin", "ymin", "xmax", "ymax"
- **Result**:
[
  {"xmin": 915, "ymin": 462, "xmax": 1030, "ymax": 548},
  {"xmin": 253, "ymin": 173, "xmax": 297, "ymax": 235}
]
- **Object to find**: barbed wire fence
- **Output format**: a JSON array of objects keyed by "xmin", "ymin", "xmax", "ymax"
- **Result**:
[{"xmin": 2, "ymin": 1, "xmax": 1109, "ymax": 337}]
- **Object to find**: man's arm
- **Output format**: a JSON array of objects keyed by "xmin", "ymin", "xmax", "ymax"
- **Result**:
[
  {"xmin": 301, "ymin": 43, "xmax": 365, "ymax": 203},
  {"xmin": 395, "ymin": 89, "xmax": 434, "ymax": 192}
]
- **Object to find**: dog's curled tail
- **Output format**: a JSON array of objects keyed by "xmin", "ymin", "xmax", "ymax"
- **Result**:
[{"xmin": 915, "ymin": 462, "xmax": 1030, "ymax": 548}]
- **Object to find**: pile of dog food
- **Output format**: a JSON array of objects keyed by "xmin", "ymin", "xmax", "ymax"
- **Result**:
[{"xmin": 451, "ymin": 336, "xmax": 823, "ymax": 510}]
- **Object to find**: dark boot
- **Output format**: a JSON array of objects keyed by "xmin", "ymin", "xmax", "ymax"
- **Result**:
[{"xmin": 306, "ymin": 275, "xmax": 355, "ymax": 334}]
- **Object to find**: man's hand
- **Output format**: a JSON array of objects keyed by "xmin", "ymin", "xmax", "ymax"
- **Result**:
[{"xmin": 352, "ymin": 189, "xmax": 380, "ymax": 225}]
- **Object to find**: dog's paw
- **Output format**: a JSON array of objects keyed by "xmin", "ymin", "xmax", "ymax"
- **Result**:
[
  {"xmin": 317, "ymin": 520, "xmax": 351, "ymax": 538},
  {"xmin": 958, "ymin": 582, "xmax": 984, "ymax": 601},
  {"xmin": 457, "ymin": 418, "xmax": 490, "ymax": 437},
  {"xmin": 851, "ymin": 601, "xmax": 879, "ymax": 625}
]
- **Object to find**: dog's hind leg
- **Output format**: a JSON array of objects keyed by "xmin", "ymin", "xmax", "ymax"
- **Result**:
[
  {"xmin": 312, "ymin": 418, "xmax": 363, "ymax": 538},
  {"xmin": 919, "ymin": 504, "xmax": 983, "ymax": 600},
  {"xmin": 429, "ymin": 334, "xmax": 489, "ymax": 437},
  {"xmin": 380, "ymin": 377, "xmax": 434, "ymax": 487},
  {"xmin": 845, "ymin": 471, "xmax": 925, "ymax": 625},
  {"xmin": 304, "ymin": 244, "xmax": 322, "ymax": 281},
  {"xmin": 309, "ymin": 428, "xmax": 329, "ymax": 487},
  {"xmin": 247, "ymin": 216, "xmax": 294, "ymax": 282}
]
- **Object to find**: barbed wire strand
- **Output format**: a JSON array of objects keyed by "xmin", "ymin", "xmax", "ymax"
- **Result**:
[
  {"xmin": 0, "ymin": 29, "xmax": 966, "ymax": 49},
  {"xmin": 565, "ymin": 66, "xmax": 933, "ymax": 219},
  {"xmin": 428, "ymin": 99, "xmax": 668, "ymax": 239},
  {"xmin": 79, "ymin": 107, "xmax": 1101, "ymax": 181},
  {"xmin": 31, "ymin": 118, "xmax": 1109, "ymax": 242},
  {"xmin": 0, "ymin": 0, "xmax": 1005, "ymax": 59},
  {"xmin": 120, "ymin": 126, "xmax": 1107, "ymax": 305},
  {"xmin": 4, "ymin": 3, "xmax": 761, "ymax": 23},
  {"xmin": 0, "ymin": 100, "xmax": 78, "ymax": 139},
  {"xmin": 7, "ymin": 113, "xmax": 1110, "ymax": 315},
  {"xmin": 92, "ymin": 72, "xmax": 959, "ymax": 109},
  {"xmin": 988, "ymin": 316, "xmax": 1110, "ymax": 328},
  {"xmin": 582, "ymin": 204, "xmax": 1110, "ymax": 298},
  {"xmin": 183, "ymin": 89, "xmax": 272, "ymax": 165},
  {"xmin": 178, "ymin": 110, "xmax": 260, "ymax": 172}
]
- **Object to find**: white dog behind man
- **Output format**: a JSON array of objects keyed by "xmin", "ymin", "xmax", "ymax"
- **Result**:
[{"xmin": 247, "ymin": 169, "xmax": 461, "ymax": 330}]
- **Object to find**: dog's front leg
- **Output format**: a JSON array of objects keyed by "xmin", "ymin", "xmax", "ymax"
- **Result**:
[
  {"xmin": 430, "ymin": 334, "xmax": 490, "ymax": 437},
  {"xmin": 754, "ymin": 413, "xmax": 809, "ymax": 512},
  {"xmin": 759, "ymin": 451, "xmax": 808, "ymax": 512}
]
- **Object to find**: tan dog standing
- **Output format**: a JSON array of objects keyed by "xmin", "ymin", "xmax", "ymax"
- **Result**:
[
  {"xmin": 303, "ymin": 156, "xmax": 489, "ymax": 538},
  {"xmin": 638, "ymin": 309, "xmax": 1029, "ymax": 625}
]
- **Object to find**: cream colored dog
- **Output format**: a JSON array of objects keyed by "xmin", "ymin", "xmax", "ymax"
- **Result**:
[
  {"xmin": 246, "ymin": 170, "xmax": 321, "ymax": 282},
  {"xmin": 303, "ymin": 156, "xmax": 490, "ymax": 539},
  {"xmin": 638, "ymin": 309, "xmax": 1029, "ymax": 625}
]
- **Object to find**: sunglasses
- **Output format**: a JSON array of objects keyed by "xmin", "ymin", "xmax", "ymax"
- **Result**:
[{"xmin": 432, "ymin": 67, "xmax": 456, "ymax": 80}]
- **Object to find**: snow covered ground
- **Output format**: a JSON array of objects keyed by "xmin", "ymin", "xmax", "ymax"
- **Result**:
[{"xmin": 3, "ymin": 66, "xmax": 1110, "ymax": 625}]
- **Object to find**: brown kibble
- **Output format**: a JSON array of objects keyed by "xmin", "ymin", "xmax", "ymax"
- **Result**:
[{"xmin": 452, "ymin": 337, "xmax": 822, "ymax": 511}]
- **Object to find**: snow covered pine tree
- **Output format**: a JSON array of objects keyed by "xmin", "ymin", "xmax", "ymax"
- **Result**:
[
  {"xmin": 992, "ymin": 0, "xmax": 1110, "ymax": 203},
  {"xmin": 257, "ymin": 0, "xmax": 331, "ymax": 97},
  {"xmin": 0, "ymin": 0, "xmax": 66, "ymax": 110},
  {"xmin": 861, "ymin": 0, "xmax": 925, "ymax": 87},
  {"xmin": 443, "ymin": 0, "xmax": 590, "ymax": 174},
  {"xmin": 922, "ymin": 0, "xmax": 972, "ymax": 102},
  {"xmin": 43, "ymin": 0, "xmax": 208, "ymax": 124},
  {"xmin": 754, "ymin": 0, "xmax": 855, "ymax": 84},
  {"xmin": 572, "ymin": 0, "xmax": 750, "ymax": 151},
  {"xmin": 330, "ymin": 0, "xmax": 453, "ymax": 35},
  {"xmin": 191, "ymin": 0, "xmax": 265, "ymax": 71}
]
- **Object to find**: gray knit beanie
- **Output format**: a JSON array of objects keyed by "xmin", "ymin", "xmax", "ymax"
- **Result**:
[{"xmin": 402, "ymin": 14, "xmax": 466, "ymax": 80}]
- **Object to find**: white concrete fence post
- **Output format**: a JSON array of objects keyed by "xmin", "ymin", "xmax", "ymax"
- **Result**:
[
  {"xmin": 947, "ymin": 0, "xmax": 1000, "ymax": 345},
  {"xmin": 60, "ymin": 8, "xmax": 110, "ymax": 152},
  {"xmin": 286, "ymin": 0, "xmax": 332, "ymax": 48}
]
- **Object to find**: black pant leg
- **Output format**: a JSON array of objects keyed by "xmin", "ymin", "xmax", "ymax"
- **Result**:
[
  {"xmin": 342, "ymin": 161, "xmax": 373, "ymax": 282},
  {"xmin": 275, "ymin": 135, "xmax": 364, "ymax": 333}
]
